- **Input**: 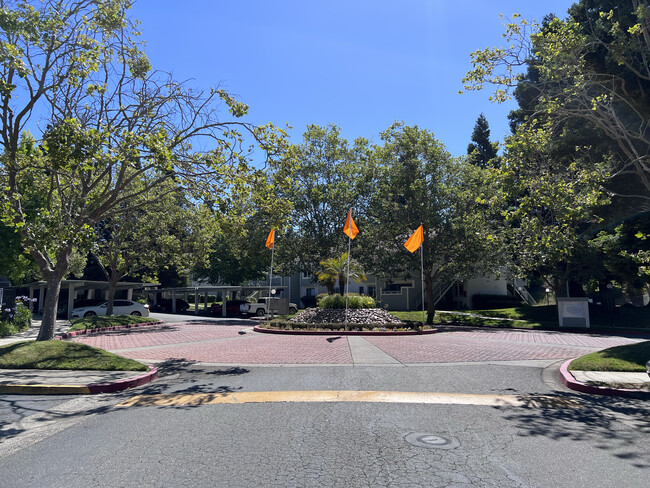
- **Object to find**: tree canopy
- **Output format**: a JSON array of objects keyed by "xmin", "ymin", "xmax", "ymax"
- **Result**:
[{"xmin": 0, "ymin": 0, "xmax": 290, "ymax": 339}]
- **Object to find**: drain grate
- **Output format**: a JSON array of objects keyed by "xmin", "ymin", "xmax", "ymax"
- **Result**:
[{"xmin": 405, "ymin": 432, "xmax": 460, "ymax": 450}]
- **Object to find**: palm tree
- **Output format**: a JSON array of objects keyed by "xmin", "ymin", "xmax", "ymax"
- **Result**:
[{"xmin": 317, "ymin": 252, "xmax": 366, "ymax": 296}]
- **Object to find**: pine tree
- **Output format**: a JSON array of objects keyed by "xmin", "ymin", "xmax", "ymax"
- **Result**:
[{"xmin": 467, "ymin": 114, "xmax": 498, "ymax": 168}]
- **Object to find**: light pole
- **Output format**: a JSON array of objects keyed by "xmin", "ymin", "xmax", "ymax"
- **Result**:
[{"xmin": 545, "ymin": 288, "xmax": 550, "ymax": 306}]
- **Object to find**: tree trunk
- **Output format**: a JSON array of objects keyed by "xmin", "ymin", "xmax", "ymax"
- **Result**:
[
  {"xmin": 106, "ymin": 273, "xmax": 125, "ymax": 315},
  {"xmin": 425, "ymin": 274, "xmax": 435, "ymax": 325},
  {"xmin": 338, "ymin": 274, "xmax": 346, "ymax": 296},
  {"xmin": 36, "ymin": 270, "xmax": 67, "ymax": 341}
]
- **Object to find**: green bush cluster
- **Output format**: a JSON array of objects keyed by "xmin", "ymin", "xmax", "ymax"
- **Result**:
[
  {"xmin": 318, "ymin": 293, "xmax": 376, "ymax": 309},
  {"xmin": 0, "ymin": 298, "xmax": 33, "ymax": 337}
]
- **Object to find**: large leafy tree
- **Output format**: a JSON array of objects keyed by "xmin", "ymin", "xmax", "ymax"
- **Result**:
[
  {"xmin": 498, "ymin": 127, "xmax": 610, "ymax": 296},
  {"xmin": 0, "ymin": 0, "xmax": 289, "ymax": 339},
  {"xmin": 272, "ymin": 124, "xmax": 370, "ymax": 275},
  {"xmin": 463, "ymin": 1, "xmax": 650, "ymax": 213},
  {"xmin": 462, "ymin": 1, "xmax": 650, "ymax": 297},
  {"xmin": 193, "ymin": 212, "xmax": 280, "ymax": 286},
  {"xmin": 360, "ymin": 123, "xmax": 504, "ymax": 323},
  {"xmin": 92, "ymin": 183, "xmax": 213, "ymax": 314}
]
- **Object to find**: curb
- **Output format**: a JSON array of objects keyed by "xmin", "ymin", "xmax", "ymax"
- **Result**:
[
  {"xmin": 253, "ymin": 326, "xmax": 439, "ymax": 336},
  {"xmin": 57, "ymin": 320, "xmax": 164, "ymax": 339},
  {"xmin": 0, "ymin": 366, "xmax": 158, "ymax": 395},
  {"xmin": 559, "ymin": 359, "xmax": 650, "ymax": 399}
]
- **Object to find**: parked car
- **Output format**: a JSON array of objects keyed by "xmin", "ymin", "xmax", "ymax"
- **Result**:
[
  {"xmin": 242, "ymin": 298, "xmax": 298, "ymax": 317},
  {"xmin": 71, "ymin": 300, "xmax": 150, "ymax": 318},
  {"xmin": 210, "ymin": 300, "xmax": 250, "ymax": 316},
  {"xmin": 57, "ymin": 298, "xmax": 106, "ymax": 318},
  {"xmin": 150, "ymin": 298, "xmax": 190, "ymax": 313}
]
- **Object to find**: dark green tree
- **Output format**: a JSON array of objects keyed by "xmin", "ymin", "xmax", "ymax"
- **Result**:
[{"xmin": 467, "ymin": 114, "xmax": 499, "ymax": 168}]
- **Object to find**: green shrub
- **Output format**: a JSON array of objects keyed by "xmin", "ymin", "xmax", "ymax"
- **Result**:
[
  {"xmin": 319, "ymin": 293, "xmax": 376, "ymax": 309},
  {"xmin": 12, "ymin": 301, "xmax": 32, "ymax": 330},
  {"xmin": 0, "ymin": 321, "xmax": 19, "ymax": 337},
  {"xmin": 0, "ymin": 297, "xmax": 32, "ymax": 337}
]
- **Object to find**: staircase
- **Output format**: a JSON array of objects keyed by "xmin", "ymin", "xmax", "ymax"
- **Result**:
[{"xmin": 429, "ymin": 281, "xmax": 455, "ymax": 307}]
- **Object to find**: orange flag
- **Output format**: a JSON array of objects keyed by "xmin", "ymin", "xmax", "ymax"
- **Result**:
[
  {"xmin": 404, "ymin": 225, "xmax": 423, "ymax": 253},
  {"xmin": 265, "ymin": 228, "xmax": 275, "ymax": 249},
  {"xmin": 343, "ymin": 209, "xmax": 359, "ymax": 239}
]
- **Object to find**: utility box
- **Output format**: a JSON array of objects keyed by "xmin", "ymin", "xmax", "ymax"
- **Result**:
[
  {"xmin": 276, "ymin": 298, "xmax": 290, "ymax": 315},
  {"xmin": 557, "ymin": 298, "xmax": 590, "ymax": 328}
]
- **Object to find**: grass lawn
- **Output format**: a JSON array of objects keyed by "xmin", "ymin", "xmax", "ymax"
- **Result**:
[
  {"xmin": 391, "ymin": 310, "xmax": 550, "ymax": 329},
  {"xmin": 390, "ymin": 304, "xmax": 650, "ymax": 331},
  {"xmin": 68, "ymin": 314, "xmax": 160, "ymax": 332},
  {"xmin": 0, "ymin": 340, "xmax": 149, "ymax": 371},
  {"xmin": 569, "ymin": 341, "xmax": 650, "ymax": 372}
]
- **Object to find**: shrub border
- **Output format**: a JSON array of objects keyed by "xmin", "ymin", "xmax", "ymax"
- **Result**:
[
  {"xmin": 254, "ymin": 326, "xmax": 438, "ymax": 336},
  {"xmin": 58, "ymin": 320, "xmax": 164, "ymax": 339}
]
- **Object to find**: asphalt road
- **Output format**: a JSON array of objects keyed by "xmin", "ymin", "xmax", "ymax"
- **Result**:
[
  {"xmin": 0, "ymin": 320, "xmax": 648, "ymax": 487},
  {"xmin": 1, "ymin": 360, "xmax": 649, "ymax": 487}
]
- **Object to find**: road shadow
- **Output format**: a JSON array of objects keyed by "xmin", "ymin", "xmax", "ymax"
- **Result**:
[
  {"xmin": 0, "ymin": 395, "xmax": 114, "ymax": 444},
  {"xmin": 500, "ymin": 392, "xmax": 650, "ymax": 469}
]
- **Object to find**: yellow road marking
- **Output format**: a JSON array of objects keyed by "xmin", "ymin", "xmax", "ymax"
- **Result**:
[{"xmin": 116, "ymin": 390, "xmax": 582, "ymax": 408}]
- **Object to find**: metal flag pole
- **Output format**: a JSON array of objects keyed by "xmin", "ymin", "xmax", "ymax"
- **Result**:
[
  {"xmin": 420, "ymin": 227, "xmax": 425, "ymax": 325},
  {"xmin": 268, "ymin": 237, "xmax": 275, "ymax": 319},
  {"xmin": 345, "ymin": 232, "xmax": 351, "ymax": 330}
]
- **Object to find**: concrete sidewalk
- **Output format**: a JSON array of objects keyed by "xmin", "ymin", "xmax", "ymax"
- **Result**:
[{"xmin": 0, "ymin": 319, "xmax": 158, "ymax": 394}]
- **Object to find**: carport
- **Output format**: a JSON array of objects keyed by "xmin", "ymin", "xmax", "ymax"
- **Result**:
[
  {"xmin": 23, "ymin": 280, "xmax": 159, "ymax": 319},
  {"xmin": 146, "ymin": 285, "xmax": 288, "ymax": 316}
]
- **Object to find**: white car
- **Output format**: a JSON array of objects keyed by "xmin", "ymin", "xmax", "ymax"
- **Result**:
[
  {"xmin": 242, "ymin": 298, "xmax": 298, "ymax": 317},
  {"xmin": 71, "ymin": 300, "xmax": 150, "ymax": 318}
]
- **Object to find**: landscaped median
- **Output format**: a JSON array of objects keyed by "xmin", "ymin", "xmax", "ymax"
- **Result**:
[
  {"xmin": 63, "ymin": 314, "xmax": 162, "ymax": 336},
  {"xmin": 0, "ymin": 325, "xmax": 158, "ymax": 394},
  {"xmin": 561, "ymin": 340, "xmax": 650, "ymax": 398}
]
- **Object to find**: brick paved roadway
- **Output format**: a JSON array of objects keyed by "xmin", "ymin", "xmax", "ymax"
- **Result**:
[{"xmin": 71, "ymin": 321, "xmax": 645, "ymax": 365}]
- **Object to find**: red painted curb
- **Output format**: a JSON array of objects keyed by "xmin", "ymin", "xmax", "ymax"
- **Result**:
[
  {"xmin": 253, "ymin": 326, "xmax": 439, "ymax": 336},
  {"xmin": 57, "ymin": 321, "xmax": 164, "ymax": 339},
  {"xmin": 559, "ymin": 359, "xmax": 650, "ymax": 399},
  {"xmin": 87, "ymin": 365, "xmax": 158, "ymax": 394}
]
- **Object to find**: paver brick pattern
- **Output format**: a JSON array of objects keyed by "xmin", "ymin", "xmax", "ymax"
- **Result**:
[{"xmin": 72, "ymin": 322, "xmax": 644, "ymax": 365}]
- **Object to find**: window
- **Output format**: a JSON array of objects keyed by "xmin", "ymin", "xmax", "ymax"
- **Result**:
[
  {"xmin": 301, "ymin": 272, "xmax": 312, "ymax": 280},
  {"xmin": 384, "ymin": 283, "xmax": 412, "ymax": 292},
  {"xmin": 306, "ymin": 288, "xmax": 315, "ymax": 297},
  {"xmin": 358, "ymin": 286, "xmax": 364, "ymax": 295}
]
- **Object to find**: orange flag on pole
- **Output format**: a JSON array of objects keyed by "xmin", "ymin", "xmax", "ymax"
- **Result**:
[
  {"xmin": 343, "ymin": 209, "xmax": 359, "ymax": 239},
  {"xmin": 404, "ymin": 225, "xmax": 424, "ymax": 253},
  {"xmin": 265, "ymin": 228, "xmax": 275, "ymax": 249}
]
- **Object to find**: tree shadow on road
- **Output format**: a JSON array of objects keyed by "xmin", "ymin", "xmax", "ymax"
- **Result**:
[{"xmin": 500, "ymin": 392, "xmax": 650, "ymax": 469}]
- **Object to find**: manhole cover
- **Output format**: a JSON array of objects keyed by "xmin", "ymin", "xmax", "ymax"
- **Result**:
[{"xmin": 405, "ymin": 432, "xmax": 460, "ymax": 450}]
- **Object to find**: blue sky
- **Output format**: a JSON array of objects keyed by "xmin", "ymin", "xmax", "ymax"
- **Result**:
[{"xmin": 130, "ymin": 0, "xmax": 576, "ymax": 157}]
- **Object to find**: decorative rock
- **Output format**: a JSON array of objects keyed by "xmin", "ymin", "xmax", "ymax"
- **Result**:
[{"xmin": 290, "ymin": 308, "xmax": 405, "ymax": 325}]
